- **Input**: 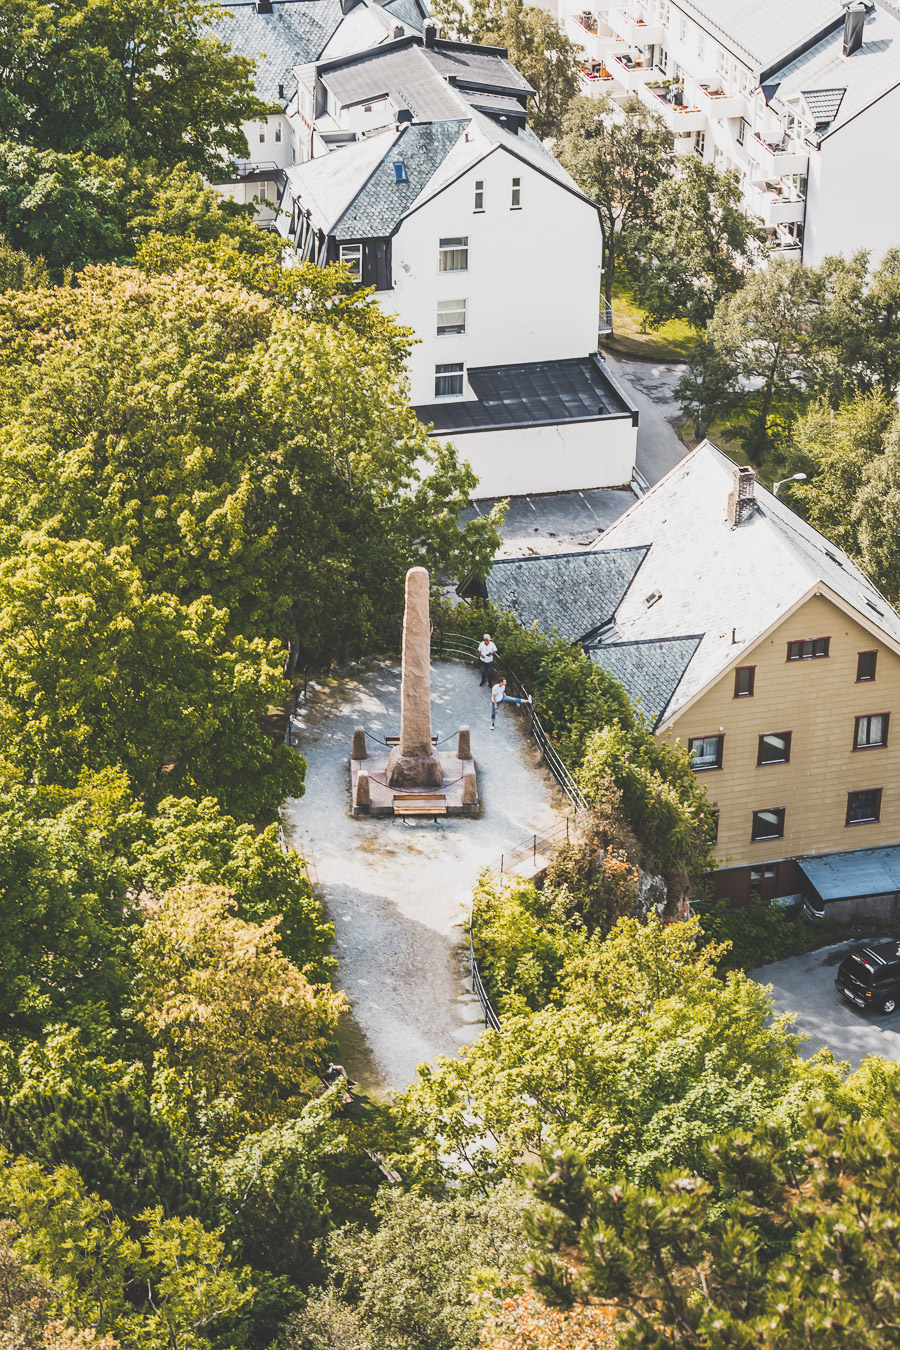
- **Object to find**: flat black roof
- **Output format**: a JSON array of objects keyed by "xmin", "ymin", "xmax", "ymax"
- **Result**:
[{"xmin": 414, "ymin": 355, "xmax": 636, "ymax": 433}]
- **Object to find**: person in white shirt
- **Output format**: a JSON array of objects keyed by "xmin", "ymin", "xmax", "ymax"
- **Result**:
[
  {"xmin": 477, "ymin": 633, "xmax": 498, "ymax": 687},
  {"xmin": 490, "ymin": 678, "xmax": 532, "ymax": 728}
]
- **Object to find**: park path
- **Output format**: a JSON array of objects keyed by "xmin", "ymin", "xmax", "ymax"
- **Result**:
[{"xmin": 281, "ymin": 658, "xmax": 566, "ymax": 1092}]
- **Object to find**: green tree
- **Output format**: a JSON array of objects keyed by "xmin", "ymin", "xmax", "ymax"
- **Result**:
[
  {"xmin": 526, "ymin": 1084, "xmax": 900, "ymax": 1349},
  {"xmin": 853, "ymin": 430, "xmax": 900, "ymax": 603},
  {"xmin": 0, "ymin": 145, "xmax": 126, "ymax": 276},
  {"xmin": 628, "ymin": 158, "xmax": 759, "ymax": 331},
  {"xmin": 555, "ymin": 94, "xmax": 674, "ymax": 310},
  {"xmin": 0, "ymin": 0, "xmax": 264, "ymax": 174},
  {"xmin": 432, "ymin": 0, "xmax": 580, "ymax": 138}
]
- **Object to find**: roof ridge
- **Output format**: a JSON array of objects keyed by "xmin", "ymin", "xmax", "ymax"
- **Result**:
[
  {"xmin": 588, "ymin": 633, "xmax": 705, "ymax": 649},
  {"xmin": 492, "ymin": 545, "xmax": 649, "ymax": 566}
]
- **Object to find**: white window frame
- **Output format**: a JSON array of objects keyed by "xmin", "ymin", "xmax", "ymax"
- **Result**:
[
  {"xmin": 474, "ymin": 179, "xmax": 484, "ymax": 211},
  {"xmin": 339, "ymin": 243, "xmax": 363, "ymax": 279},
  {"xmin": 434, "ymin": 363, "xmax": 465, "ymax": 398},
  {"xmin": 275, "ymin": 122, "xmax": 283, "ymax": 143},
  {"xmin": 439, "ymin": 237, "xmax": 468, "ymax": 271},
  {"xmin": 436, "ymin": 298, "xmax": 467, "ymax": 336},
  {"xmin": 511, "ymin": 176, "xmax": 521, "ymax": 208}
]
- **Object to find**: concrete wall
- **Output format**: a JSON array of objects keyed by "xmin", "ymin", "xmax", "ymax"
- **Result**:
[
  {"xmin": 803, "ymin": 84, "xmax": 900, "ymax": 266},
  {"xmin": 666, "ymin": 592, "xmax": 900, "ymax": 873},
  {"xmin": 385, "ymin": 146, "xmax": 603, "ymax": 405},
  {"xmin": 440, "ymin": 416, "xmax": 636, "ymax": 497},
  {"xmin": 824, "ymin": 892, "xmax": 900, "ymax": 924}
]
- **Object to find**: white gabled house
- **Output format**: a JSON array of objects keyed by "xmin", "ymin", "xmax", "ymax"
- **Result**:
[{"xmin": 274, "ymin": 29, "xmax": 638, "ymax": 497}]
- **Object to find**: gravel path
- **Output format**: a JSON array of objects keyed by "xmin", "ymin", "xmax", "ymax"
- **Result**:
[{"xmin": 282, "ymin": 659, "xmax": 567, "ymax": 1092}]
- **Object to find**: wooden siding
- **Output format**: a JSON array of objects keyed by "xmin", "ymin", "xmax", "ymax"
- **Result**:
[{"xmin": 666, "ymin": 593, "xmax": 900, "ymax": 872}]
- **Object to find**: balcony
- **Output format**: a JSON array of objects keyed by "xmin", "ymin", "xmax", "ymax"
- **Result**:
[
  {"xmin": 579, "ymin": 58, "xmax": 618, "ymax": 97},
  {"xmin": 639, "ymin": 80, "xmax": 708, "ymax": 132},
  {"xmin": 609, "ymin": 50, "xmax": 660, "ymax": 91},
  {"xmin": 750, "ymin": 184, "xmax": 806, "ymax": 228},
  {"xmin": 608, "ymin": 5, "xmax": 664, "ymax": 45},
  {"xmin": 565, "ymin": 10, "xmax": 614, "ymax": 64},
  {"xmin": 689, "ymin": 82, "xmax": 748, "ymax": 121},
  {"xmin": 747, "ymin": 132, "xmax": 809, "ymax": 183}
]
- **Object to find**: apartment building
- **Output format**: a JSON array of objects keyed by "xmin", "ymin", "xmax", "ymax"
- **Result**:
[
  {"xmin": 469, "ymin": 443, "xmax": 900, "ymax": 919},
  {"xmin": 271, "ymin": 30, "xmax": 638, "ymax": 497},
  {"xmin": 209, "ymin": 0, "xmax": 428, "ymax": 222},
  {"xmin": 561, "ymin": 0, "xmax": 900, "ymax": 264}
]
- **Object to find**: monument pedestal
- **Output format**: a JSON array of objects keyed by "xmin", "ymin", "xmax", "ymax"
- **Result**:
[{"xmin": 351, "ymin": 747, "xmax": 478, "ymax": 816}]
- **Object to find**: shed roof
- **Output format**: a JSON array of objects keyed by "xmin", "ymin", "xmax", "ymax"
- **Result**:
[
  {"xmin": 798, "ymin": 846, "xmax": 900, "ymax": 900},
  {"xmin": 480, "ymin": 548, "xmax": 649, "ymax": 644}
]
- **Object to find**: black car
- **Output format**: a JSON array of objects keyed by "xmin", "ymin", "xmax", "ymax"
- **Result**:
[{"xmin": 835, "ymin": 940, "xmax": 900, "ymax": 1015}]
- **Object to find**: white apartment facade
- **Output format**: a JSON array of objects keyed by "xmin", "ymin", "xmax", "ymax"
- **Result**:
[{"xmin": 560, "ymin": 0, "xmax": 900, "ymax": 264}]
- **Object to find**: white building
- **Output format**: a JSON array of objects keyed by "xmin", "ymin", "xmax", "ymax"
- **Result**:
[
  {"xmin": 559, "ymin": 0, "xmax": 900, "ymax": 264},
  {"xmin": 273, "ymin": 30, "xmax": 638, "ymax": 497},
  {"xmin": 210, "ymin": 0, "xmax": 429, "ymax": 222}
]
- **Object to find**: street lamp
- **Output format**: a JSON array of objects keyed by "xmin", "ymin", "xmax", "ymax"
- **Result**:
[{"xmin": 773, "ymin": 473, "xmax": 807, "ymax": 497}]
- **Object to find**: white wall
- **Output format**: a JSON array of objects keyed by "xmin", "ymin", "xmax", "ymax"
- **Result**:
[
  {"xmin": 802, "ymin": 85, "xmax": 900, "ymax": 266},
  {"xmin": 385, "ymin": 146, "xmax": 603, "ymax": 405},
  {"xmin": 240, "ymin": 113, "xmax": 294, "ymax": 170},
  {"xmin": 442, "ymin": 416, "xmax": 636, "ymax": 497}
]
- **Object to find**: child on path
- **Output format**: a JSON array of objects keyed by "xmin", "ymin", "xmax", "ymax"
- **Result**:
[{"xmin": 490, "ymin": 678, "xmax": 532, "ymax": 727}]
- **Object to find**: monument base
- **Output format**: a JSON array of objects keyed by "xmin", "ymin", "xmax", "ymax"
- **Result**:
[
  {"xmin": 385, "ymin": 747, "xmax": 443, "ymax": 788},
  {"xmin": 351, "ymin": 749, "xmax": 479, "ymax": 817}
]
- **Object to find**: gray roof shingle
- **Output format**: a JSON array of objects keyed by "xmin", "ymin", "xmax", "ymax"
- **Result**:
[
  {"xmin": 215, "ymin": 0, "xmax": 344, "ymax": 102},
  {"xmin": 333, "ymin": 120, "xmax": 468, "ymax": 238},
  {"xmin": 483, "ymin": 548, "xmax": 649, "ymax": 644},
  {"xmin": 801, "ymin": 86, "xmax": 846, "ymax": 124},
  {"xmin": 321, "ymin": 42, "xmax": 469, "ymax": 119},
  {"xmin": 380, "ymin": 0, "xmax": 426, "ymax": 33},
  {"xmin": 586, "ymin": 637, "xmax": 703, "ymax": 729},
  {"xmin": 414, "ymin": 356, "xmax": 633, "ymax": 432}
]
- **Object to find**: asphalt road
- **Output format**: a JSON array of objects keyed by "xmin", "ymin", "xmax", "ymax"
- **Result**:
[{"xmin": 751, "ymin": 941, "xmax": 900, "ymax": 1069}]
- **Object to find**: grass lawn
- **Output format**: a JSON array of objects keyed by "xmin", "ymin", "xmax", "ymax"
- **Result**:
[{"xmin": 600, "ymin": 279, "xmax": 696, "ymax": 363}]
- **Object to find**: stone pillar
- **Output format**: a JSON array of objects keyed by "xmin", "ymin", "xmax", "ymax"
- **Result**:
[
  {"xmin": 462, "ymin": 767, "xmax": 478, "ymax": 807},
  {"xmin": 351, "ymin": 726, "xmax": 367, "ymax": 760},
  {"xmin": 387, "ymin": 566, "xmax": 442, "ymax": 788},
  {"xmin": 457, "ymin": 725, "xmax": 471, "ymax": 760},
  {"xmin": 355, "ymin": 768, "xmax": 370, "ymax": 811}
]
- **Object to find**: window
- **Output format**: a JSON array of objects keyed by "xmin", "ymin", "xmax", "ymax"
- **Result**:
[
  {"xmin": 393, "ymin": 161, "xmax": 408, "ymax": 183},
  {"xmin": 855, "ymin": 713, "xmax": 889, "ymax": 750},
  {"xmin": 758, "ymin": 731, "xmax": 791, "ymax": 765},
  {"xmin": 697, "ymin": 32, "xmax": 705, "ymax": 57},
  {"xmin": 750, "ymin": 865, "xmax": 777, "ymax": 883},
  {"xmin": 474, "ymin": 179, "xmax": 484, "ymax": 211},
  {"xmin": 688, "ymin": 734, "xmax": 724, "ymax": 771},
  {"xmin": 339, "ymin": 243, "xmax": 362, "ymax": 278},
  {"xmin": 511, "ymin": 177, "xmax": 521, "ymax": 208},
  {"xmin": 439, "ymin": 237, "xmax": 468, "ymax": 271},
  {"xmin": 734, "ymin": 665, "xmax": 755, "ymax": 697},
  {"xmin": 436, "ymin": 298, "xmax": 467, "ymax": 336},
  {"xmin": 857, "ymin": 650, "xmax": 878, "ymax": 682},
  {"xmin": 275, "ymin": 122, "xmax": 283, "ymax": 143},
  {"xmin": 694, "ymin": 130, "xmax": 705, "ymax": 156},
  {"xmin": 679, "ymin": 15, "xmax": 687, "ymax": 41},
  {"xmin": 259, "ymin": 123, "xmax": 267, "ymax": 143},
  {"xmin": 787, "ymin": 637, "xmax": 830, "ymax": 661},
  {"xmin": 434, "ymin": 363, "xmax": 464, "ymax": 397},
  {"xmin": 751, "ymin": 807, "xmax": 785, "ymax": 841},
  {"xmin": 736, "ymin": 117, "xmax": 747, "ymax": 146},
  {"xmin": 847, "ymin": 788, "xmax": 882, "ymax": 825}
]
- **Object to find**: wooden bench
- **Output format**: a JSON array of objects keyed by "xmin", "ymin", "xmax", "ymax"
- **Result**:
[
  {"xmin": 393, "ymin": 794, "xmax": 447, "ymax": 816},
  {"xmin": 384, "ymin": 735, "xmax": 439, "ymax": 746}
]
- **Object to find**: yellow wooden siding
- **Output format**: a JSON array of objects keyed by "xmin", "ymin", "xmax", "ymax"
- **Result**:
[{"xmin": 665, "ymin": 593, "xmax": 900, "ymax": 870}]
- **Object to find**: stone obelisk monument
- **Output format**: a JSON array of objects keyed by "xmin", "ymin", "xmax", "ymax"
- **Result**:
[{"xmin": 386, "ymin": 566, "xmax": 442, "ymax": 787}]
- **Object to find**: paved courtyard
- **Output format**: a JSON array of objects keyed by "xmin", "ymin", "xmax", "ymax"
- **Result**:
[
  {"xmin": 752, "ymin": 942, "xmax": 900, "ymax": 1069},
  {"xmin": 282, "ymin": 658, "xmax": 567, "ymax": 1092}
]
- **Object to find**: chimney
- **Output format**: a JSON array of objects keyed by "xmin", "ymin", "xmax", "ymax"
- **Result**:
[
  {"xmin": 843, "ymin": 1, "xmax": 866, "ymax": 57},
  {"xmin": 396, "ymin": 107, "xmax": 413, "ymax": 124},
  {"xmin": 255, "ymin": 0, "xmax": 273, "ymax": 13},
  {"xmin": 423, "ymin": 20, "xmax": 437, "ymax": 47},
  {"xmin": 392, "ymin": 24, "xmax": 404, "ymax": 39},
  {"xmin": 727, "ymin": 466, "xmax": 758, "ymax": 528}
]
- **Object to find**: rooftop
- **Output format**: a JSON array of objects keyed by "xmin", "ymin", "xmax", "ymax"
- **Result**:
[
  {"xmin": 414, "ymin": 356, "xmax": 635, "ymax": 433},
  {"xmin": 587, "ymin": 636, "xmax": 703, "ymax": 729},
  {"xmin": 473, "ymin": 548, "xmax": 650, "ymax": 644},
  {"xmin": 676, "ymin": 0, "xmax": 845, "ymax": 72},
  {"xmin": 213, "ymin": 0, "xmax": 345, "ymax": 103},
  {"xmin": 798, "ymin": 844, "xmax": 900, "ymax": 900}
]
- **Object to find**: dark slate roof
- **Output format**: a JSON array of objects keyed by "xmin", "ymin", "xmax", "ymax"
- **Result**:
[
  {"xmin": 333, "ymin": 120, "xmax": 467, "ymax": 239},
  {"xmin": 484, "ymin": 548, "xmax": 649, "ymax": 644},
  {"xmin": 380, "ymin": 0, "xmax": 426, "ymax": 33},
  {"xmin": 215, "ymin": 0, "xmax": 344, "ymax": 102},
  {"xmin": 586, "ymin": 636, "xmax": 703, "ymax": 729},
  {"xmin": 321, "ymin": 42, "xmax": 467, "ymax": 120},
  {"xmin": 797, "ymin": 846, "xmax": 900, "ymax": 902},
  {"xmin": 422, "ymin": 42, "xmax": 534, "ymax": 96},
  {"xmin": 801, "ymin": 86, "xmax": 846, "ymax": 125},
  {"xmin": 414, "ymin": 356, "xmax": 634, "ymax": 433}
]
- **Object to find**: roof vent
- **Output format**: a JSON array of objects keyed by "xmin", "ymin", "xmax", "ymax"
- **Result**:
[
  {"xmin": 727, "ymin": 465, "xmax": 757, "ymax": 528},
  {"xmin": 843, "ymin": 1, "xmax": 866, "ymax": 56},
  {"xmin": 255, "ymin": 0, "xmax": 273, "ymax": 12},
  {"xmin": 644, "ymin": 589, "xmax": 662, "ymax": 608},
  {"xmin": 423, "ymin": 20, "xmax": 437, "ymax": 47},
  {"xmin": 392, "ymin": 24, "xmax": 404, "ymax": 39},
  {"xmin": 393, "ymin": 160, "xmax": 408, "ymax": 182}
]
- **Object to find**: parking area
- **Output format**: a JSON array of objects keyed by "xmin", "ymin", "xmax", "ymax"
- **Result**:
[{"xmin": 751, "ymin": 941, "xmax": 900, "ymax": 1069}]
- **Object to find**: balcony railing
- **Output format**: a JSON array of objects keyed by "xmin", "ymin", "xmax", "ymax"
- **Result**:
[
  {"xmin": 748, "ymin": 132, "xmax": 809, "ymax": 182},
  {"xmin": 641, "ymin": 80, "xmax": 708, "ymax": 131}
]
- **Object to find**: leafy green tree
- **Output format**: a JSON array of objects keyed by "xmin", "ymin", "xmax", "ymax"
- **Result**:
[
  {"xmin": 125, "ymin": 165, "xmax": 285, "ymax": 259},
  {"xmin": 526, "ymin": 1085, "xmax": 900, "ymax": 1349},
  {"xmin": 134, "ymin": 796, "xmax": 332, "ymax": 978},
  {"xmin": 0, "ymin": 235, "xmax": 50, "ymax": 291},
  {"xmin": 432, "ymin": 0, "xmax": 580, "ymax": 138},
  {"xmin": 853, "ymin": 430, "xmax": 900, "ymax": 603},
  {"xmin": 0, "ymin": 0, "xmax": 263, "ymax": 174},
  {"xmin": 0, "ymin": 145, "xmax": 126, "ymax": 276},
  {"xmin": 628, "ymin": 158, "xmax": 759, "ymax": 331},
  {"xmin": 555, "ymin": 94, "xmax": 674, "ymax": 310},
  {"xmin": 284, "ymin": 1184, "xmax": 530, "ymax": 1350}
]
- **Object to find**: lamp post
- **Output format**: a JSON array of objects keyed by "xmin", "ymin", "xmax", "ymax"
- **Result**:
[{"xmin": 773, "ymin": 472, "xmax": 807, "ymax": 497}]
